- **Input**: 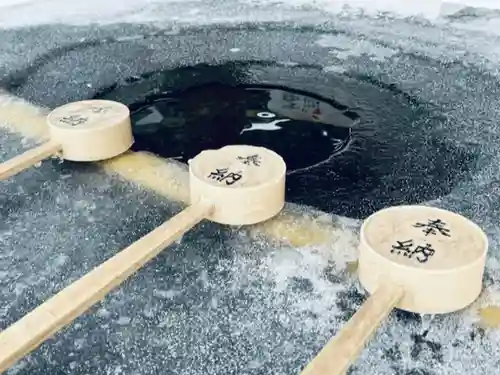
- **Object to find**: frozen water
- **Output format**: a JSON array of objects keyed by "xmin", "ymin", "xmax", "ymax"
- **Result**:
[{"xmin": 2, "ymin": 1, "xmax": 500, "ymax": 375}]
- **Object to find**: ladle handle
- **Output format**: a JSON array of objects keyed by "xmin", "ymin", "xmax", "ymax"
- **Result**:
[
  {"xmin": 0, "ymin": 201, "xmax": 213, "ymax": 373},
  {"xmin": 0, "ymin": 141, "xmax": 62, "ymax": 180},
  {"xmin": 299, "ymin": 283, "xmax": 404, "ymax": 375}
]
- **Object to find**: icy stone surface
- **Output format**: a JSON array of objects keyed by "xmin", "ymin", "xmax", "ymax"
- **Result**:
[{"xmin": 1, "ymin": 5, "xmax": 500, "ymax": 375}]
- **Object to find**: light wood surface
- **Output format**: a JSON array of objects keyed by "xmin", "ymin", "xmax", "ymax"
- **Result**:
[
  {"xmin": 0, "ymin": 140, "xmax": 61, "ymax": 180},
  {"xmin": 299, "ymin": 283, "xmax": 403, "ymax": 375},
  {"xmin": 47, "ymin": 99, "xmax": 133, "ymax": 161},
  {"xmin": 300, "ymin": 205, "xmax": 488, "ymax": 375},
  {"xmin": 0, "ymin": 201, "xmax": 213, "ymax": 373},
  {"xmin": 0, "ymin": 144, "xmax": 287, "ymax": 372},
  {"xmin": 359, "ymin": 205, "xmax": 488, "ymax": 314},
  {"xmin": 189, "ymin": 145, "xmax": 286, "ymax": 225}
]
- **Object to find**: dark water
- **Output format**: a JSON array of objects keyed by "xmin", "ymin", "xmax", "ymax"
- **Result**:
[
  {"xmin": 94, "ymin": 62, "xmax": 478, "ymax": 219},
  {"xmin": 127, "ymin": 83, "xmax": 354, "ymax": 172}
]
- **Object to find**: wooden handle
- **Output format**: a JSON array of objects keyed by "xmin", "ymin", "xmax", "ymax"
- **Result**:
[
  {"xmin": 0, "ymin": 201, "xmax": 213, "ymax": 373},
  {"xmin": 299, "ymin": 283, "xmax": 404, "ymax": 375},
  {"xmin": 0, "ymin": 141, "xmax": 62, "ymax": 180}
]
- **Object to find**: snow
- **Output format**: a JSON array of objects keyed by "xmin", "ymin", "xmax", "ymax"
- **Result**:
[
  {"xmin": 0, "ymin": 0, "xmax": 454, "ymax": 28},
  {"xmin": 0, "ymin": 0, "xmax": 499, "ymax": 30}
]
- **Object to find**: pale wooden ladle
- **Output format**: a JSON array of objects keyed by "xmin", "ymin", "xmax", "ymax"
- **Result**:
[
  {"xmin": 300, "ymin": 205, "xmax": 488, "ymax": 375},
  {"xmin": 0, "ymin": 99, "xmax": 133, "ymax": 180}
]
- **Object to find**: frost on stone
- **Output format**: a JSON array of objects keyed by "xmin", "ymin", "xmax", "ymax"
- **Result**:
[{"xmin": 2, "ymin": 5, "xmax": 500, "ymax": 375}]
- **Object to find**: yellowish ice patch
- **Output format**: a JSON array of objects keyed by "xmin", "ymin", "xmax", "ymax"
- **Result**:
[{"xmin": 478, "ymin": 307, "xmax": 500, "ymax": 328}]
